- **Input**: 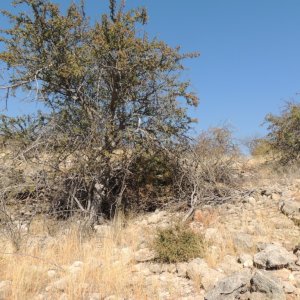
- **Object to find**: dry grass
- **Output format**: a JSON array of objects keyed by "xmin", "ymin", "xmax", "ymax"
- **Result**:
[
  {"xmin": 0, "ymin": 217, "xmax": 153, "ymax": 300},
  {"xmin": 204, "ymin": 225, "xmax": 237, "ymax": 268},
  {"xmin": 193, "ymin": 209, "xmax": 219, "ymax": 228}
]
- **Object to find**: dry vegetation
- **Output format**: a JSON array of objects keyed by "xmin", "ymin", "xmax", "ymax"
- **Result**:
[
  {"xmin": 0, "ymin": 155, "xmax": 299, "ymax": 299},
  {"xmin": 0, "ymin": 0, "xmax": 300, "ymax": 299},
  {"xmin": 0, "ymin": 217, "xmax": 147, "ymax": 299}
]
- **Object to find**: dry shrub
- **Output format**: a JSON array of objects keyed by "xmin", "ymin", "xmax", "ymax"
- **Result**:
[
  {"xmin": 153, "ymin": 223, "xmax": 206, "ymax": 263},
  {"xmin": 0, "ymin": 125, "xmax": 242, "ymax": 223},
  {"xmin": 173, "ymin": 127, "xmax": 242, "ymax": 210}
]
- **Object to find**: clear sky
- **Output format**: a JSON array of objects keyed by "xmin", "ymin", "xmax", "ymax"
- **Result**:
[{"xmin": 1, "ymin": 0, "xmax": 300, "ymax": 143}]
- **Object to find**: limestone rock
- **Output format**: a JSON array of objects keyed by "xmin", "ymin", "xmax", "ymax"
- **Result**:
[
  {"xmin": 134, "ymin": 248, "xmax": 157, "ymax": 262},
  {"xmin": 0, "ymin": 280, "xmax": 12, "ymax": 299},
  {"xmin": 148, "ymin": 263, "xmax": 163, "ymax": 274},
  {"xmin": 238, "ymin": 253, "xmax": 254, "ymax": 268},
  {"xmin": 187, "ymin": 258, "xmax": 224, "ymax": 291},
  {"xmin": 205, "ymin": 270, "xmax": 251, "ymax": 300},
  {"xmin": 176, "ymin": 263, "xmax": 188, "ymax": 277},
  {"xmin": 293, "ymin": 272, "xmax": 300, "ymax": 288},
  {"xmin": 218, "ymin": 255, "xmax": 243, "ymax": 274},
  {"xmin": 279, "ymin": 200, "xmax": 300, "ymax": 225},
  {"xmin": 233, "ymin": 233, "xmax": 254, "ymax": 250},
  {"xmin": 47, "ymin": 269, "xmax": 57, "ymax": 278},
  {"xmin": 88, "ymin": 293, "xmax": 101, "ymax": 300},
  {"xmin": 254, "ymin": 244, "xmax": 297, "ymax": 269},
  {"xmin": 251, "ymin": 270, "xmax": 285, "ymax": 300},
  {"xmin": 282, "ymin": 281, "xmax": 295, "ymax": 294},
  {"xmin": 147, "ymin": 211, "xmax": 166, "ymax": 224},
  {"xmin": 68, "ymin": 260, "xmax": 84, "ymax": 274},
  {"xmin": 46, "ymin": 278, "xmax": 68, "ymax": 292}
]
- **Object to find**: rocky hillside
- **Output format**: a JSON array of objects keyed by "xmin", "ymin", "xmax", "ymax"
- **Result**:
[{"xmin": 0, "ymin": 164, "xmax": 300, "ymax": 299}]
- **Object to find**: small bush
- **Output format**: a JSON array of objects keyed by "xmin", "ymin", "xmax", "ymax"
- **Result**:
[{"xmin": 153, "ymin": 223, "xmax": 206, "ymax": 263}]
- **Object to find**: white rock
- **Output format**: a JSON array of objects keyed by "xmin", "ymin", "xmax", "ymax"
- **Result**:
[
  {"xmin": 71, "ymin": 261, "xmax": 84, "ymax": 268},
  {"xmin": 218, "ymin": 255, "xmax": 243, "ymax": 274},
  {"xmin": 0, "ymin": 280, "xmax": 11, "ymax": 298},
  {"xmin": 176, "ymin": 263, "xmax": 188, "ymax": 277},
  {"xmin": 233, "ymin": 233, "xmax": 254, "ymax": 250},
  {"xmin": 283, "ymin": 281, "xmax": 295, "ymax": 294},
  {"xmin": 187, "ymin": 258, "xmax": 224, "ymax": 291},
  {"xmin": 47, "ymin": 269, "xmax": 57, "ymax": 278},
  {"xmin": 247, "ymin": 196, "xmax": 256, "ymax": 205},
  {"xmin": 59, "ymin": 293, "xmax": 69, "ymax": 300},
  {"xmin": 271, "ymin": 193, "xmax": 281, "ymax": 201},
  {"xmin": 293, "ymin": 272, "xmax": 300, "ymax": 288},
  {"xmin": 104, "ymin": 295, "xmax": 124, "ymax": 300},
  {"xmin": 134, "ymin": 248, "xmax": 157, "ymax": 262},
  {"xmin": 147, "ymin": 211, "xmax": 166, "ymax": 224},
  {"xmin": 68, "ymin": 261, "xmax": 84, "ymax": 274},
  {"xmin": 238, "ymin": 254, "xmax": 254, "ymax": 268},
  {"xmin": 149, "ymin": 263, "xmax": 163, "ymax": 274},
  {"xmin": 88, "ymin": 293, "xmax": 101, "ymax": 300},
  {"xmin": 46, "ymin": 278, "xmax": 68, "ymax": 292}
]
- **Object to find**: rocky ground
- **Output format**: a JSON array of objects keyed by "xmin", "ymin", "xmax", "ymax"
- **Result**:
[{"xmin": 0, "ymin": 165, "xmax": 300, "ymax": 299}]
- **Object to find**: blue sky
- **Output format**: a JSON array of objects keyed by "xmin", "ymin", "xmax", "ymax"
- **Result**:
[{"xmin": 1, "ymin": 0, "xmax": 300, "ymax": 143}]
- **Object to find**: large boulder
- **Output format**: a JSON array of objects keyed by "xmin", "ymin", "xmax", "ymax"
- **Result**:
[
  {"xmin": 204, "ymin": 270, "xmax": 251, "ymax": 300},
  {"xmin": 251, "ymin": 270, "xmax": 286, "ymax": 300},
  {"xmin": 205, "ymin": 270, "xmax": 286, "ymax": 300},
  {"xmin": 253, "ymin": 244, "xmax": 297, "ymax": 269}
]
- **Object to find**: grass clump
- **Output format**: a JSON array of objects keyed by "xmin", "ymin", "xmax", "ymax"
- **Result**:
[{"xmin": 153, "ymin": 223, "xmax": 206, "ymax": 263}]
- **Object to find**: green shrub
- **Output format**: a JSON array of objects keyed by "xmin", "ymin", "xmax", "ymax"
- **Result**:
[
  {"xmin": 249, "ymin": 138, "xmax": 272, "ymax": 157},
  {"xmin": 153, "ymin": 223, "xmax": 206, "ymax": 263},
  {"xmin": 265, "ymin": 102, "xmax": 300, "ymax": 164}
]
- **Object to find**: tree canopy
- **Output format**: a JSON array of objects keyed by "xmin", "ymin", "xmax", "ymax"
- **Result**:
[
  {"xmin": 0, "ymin": 0, "xmax": 199, "ymax": 150},
  {"xmin": 0, "ymin": 0, "xmax": 199, "ymax": 218}
]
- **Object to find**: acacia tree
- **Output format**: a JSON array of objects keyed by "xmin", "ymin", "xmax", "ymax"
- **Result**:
[{"xmin": 0, "ymin": 0, "xmax": 199, "ymax": 218}]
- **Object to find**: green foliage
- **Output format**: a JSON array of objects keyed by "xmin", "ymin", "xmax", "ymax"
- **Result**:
[
  {"xmin": 153, "ymin": 223, "xmax": 206, "ymax": 263},
  {"xmin": 0, "ymin": 112, "xmax": 46, "ymax": 146},
  {"xmin": 265, "ymin": 102, "xmax": 300, "ymax": 164},
  {"xmin": 0, "ymin": 0, "xmax": 199, "ymax": 218},
  {"xmin": 0, "ymin": 0, "xmax": 199, "ymax": 149},
  {"xmin": 248, "ymin": 138, "xmax": 272, "ymax": 157}
]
